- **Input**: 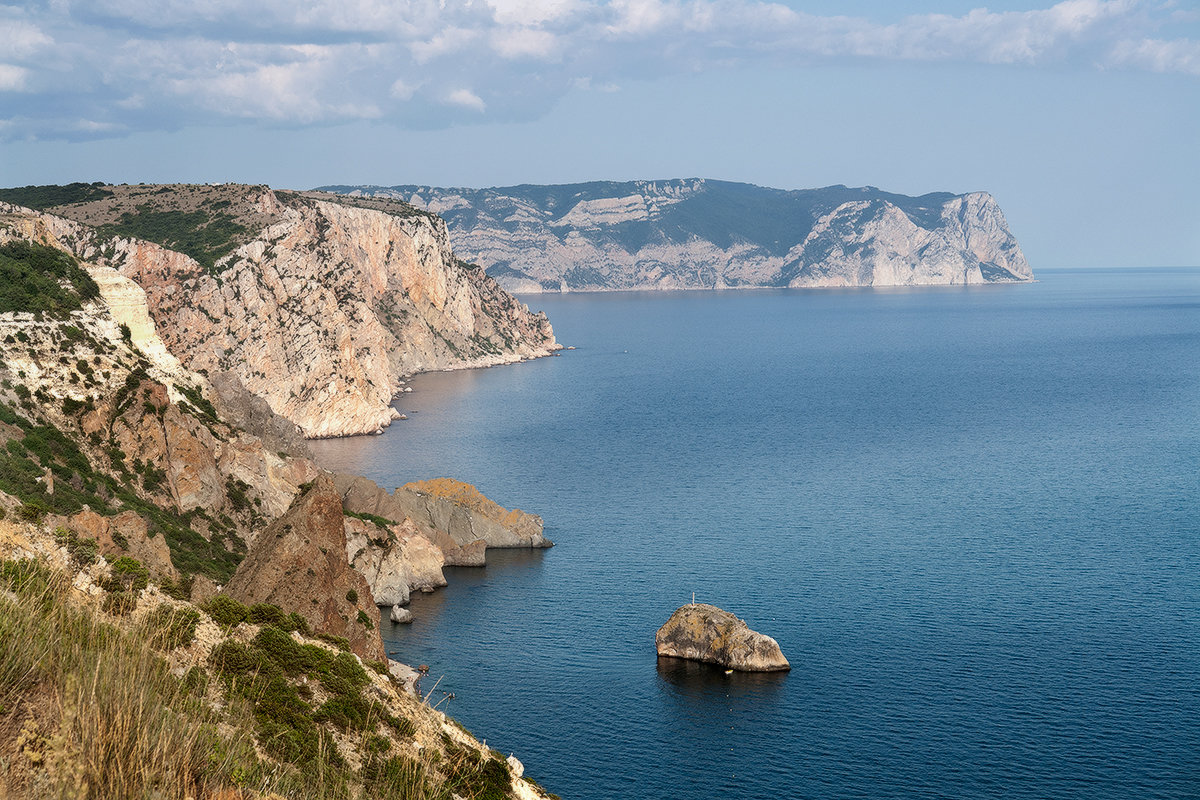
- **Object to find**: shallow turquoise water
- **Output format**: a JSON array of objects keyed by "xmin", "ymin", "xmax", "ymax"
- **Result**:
[{"xmin": 311, "ymin": 269, "xmax": 1200, "ymax": 799}]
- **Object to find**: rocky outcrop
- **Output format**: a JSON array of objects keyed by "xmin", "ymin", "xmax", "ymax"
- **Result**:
[
  {"xmin": 223, "ymin": 474, "xmax": 385, "ymax": 661},
  {"xmin": 333, "ymin": 473, "xmax": 486, "ymax": 567},
  {"xmin": 325, "ymin": 180, "xmax": 1032, "ymax": 291},
  {"xmin": 655, "ymin": 603, "xmax": 790, "ymax": 672},
  {"xmin": 331, "ymin": 473, "xmax": 550, "ymax": 613},
  {"xmin": 398, "ymin": 478, "xmax": 551, "ymax": 549},
  {"xmin": 10, "ymin": 186, "xmax": 559, "ymax": 438},
  {"xmin": 66, "ymin": 508, "xmax": 177, "ymax": 581},
  {"xmin": 343, "ymin": 515, "xmax": 446, "ymax": 606}
]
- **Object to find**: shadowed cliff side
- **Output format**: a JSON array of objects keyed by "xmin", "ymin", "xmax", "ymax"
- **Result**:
[{"xmin": 223, "ymin": 474, "xmax": 386, "ymax": 662}]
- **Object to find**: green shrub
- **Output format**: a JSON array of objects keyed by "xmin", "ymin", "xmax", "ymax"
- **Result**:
[
  {"xmin": 107, "ymin": 556, "xmax": 149, "ymax": 592},
  {"xmin": 53, "ymin": 527, "xmax": 98, "ymax": 567},
  {"xmin": 17, "ymin": 501, "xmax": 48, "ymax": 521},
  {"xmin": 203, "ymin": 595, "xmax": 249, "ymax": 628},
  {"xmin": 246, "ymin": 602, "xmax": 286, "ymax": 627},
  {"xmin": 159, "ymin": 573, "xmax": 194, "ymax": 601},
  {"xmin": 0, "ymin": 240, "xmax": 99, "ymax": 314},
  {"xmin": 345, "ymin": 589, "xmax": 358, "ymax": 604},
  {"xmin": 103, "ymin": 591, "xmax": 137, "ymax": 617}
]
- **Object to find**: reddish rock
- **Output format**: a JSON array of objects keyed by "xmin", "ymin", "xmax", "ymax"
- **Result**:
[
  {"xmin": 223, "ymin": 473, "xmax": 385, "ymax": 661},
  {"xmin": 68, "ymin": 507, "xmax": 178, "ymax": 580}
]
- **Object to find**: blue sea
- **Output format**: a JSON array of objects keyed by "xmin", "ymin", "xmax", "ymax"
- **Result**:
[{"xmin": 311, "ymin": 268, "xmax": 1200, "ymax": 800}]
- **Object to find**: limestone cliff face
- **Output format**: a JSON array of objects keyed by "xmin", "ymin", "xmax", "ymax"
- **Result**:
[
  {"xmin": 3, "ymin": 189, "xmax": 559, "ymax": 438},
  {"xmin": 325, "ymin": 180, "xmax": 1032, "ymax": 291},
  {"xmin": 782, "ymin": 193, "xmax": 1030, "ymax": 287}
]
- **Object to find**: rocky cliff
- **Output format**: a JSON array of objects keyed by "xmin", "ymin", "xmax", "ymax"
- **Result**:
[
  {"xmin": 323, "ymin": 179, "xmax": 1032, "ymax": 291},
  {"xmin": 0, "ymin": 184, "xmax": 560, "ymax": 437},
  {"xmin": 223, "ymin": 474, "xmax": 385, "ymax": 661}
]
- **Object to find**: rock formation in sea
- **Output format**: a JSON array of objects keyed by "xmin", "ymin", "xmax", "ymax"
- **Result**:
[
  {"xmin": 398, "ymin": 477, "xmax": 552, "ymax": 549},
  {"xmin": 332, "ymin": 473, "xmax": 550, "ymax": 609},
  {"xmin": 655, "ymin": 603, "xmax": 791, "ymax": 672},
  {"xmin": 323, "ymin": 179, "xmax": 1033, "ymax": 291},
  {"xmin": 0, "ymin": 184, "xmax": 559, "ymax": 437}
]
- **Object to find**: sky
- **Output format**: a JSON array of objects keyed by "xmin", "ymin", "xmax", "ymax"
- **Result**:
[{"xmin": 1, "ymin": 0, "xmax": 1198, "ymax": 267}]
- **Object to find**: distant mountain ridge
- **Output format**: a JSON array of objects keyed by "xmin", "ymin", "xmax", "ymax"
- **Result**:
[{"xmin": 319, "ymin": 179, "xmax": 1032, "ymax": 292}]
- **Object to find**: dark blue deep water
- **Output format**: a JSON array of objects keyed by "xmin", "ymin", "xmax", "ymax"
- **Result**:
[{"xmin": 311, "ymin": 269, "xmax": 1200, "ymax": 800}]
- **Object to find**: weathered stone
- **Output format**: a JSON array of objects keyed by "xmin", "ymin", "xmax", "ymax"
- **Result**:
[
  {"xmin": 344, "ymin": 516, "xmax": 446, "ymax": 607},
  {"xmin": 332, "ymin": 472, "xmax": 489, "ymax": 567},
  {"xmin": 223, "ymin": 474, "xmax": 385, "ymax": 661},
  {"xmin": 655, "ymin": 603, "xmax": 790, "ymax": 672},
  {"xmin": 68, "ymin": 508, "xmax": 177, "ymax": 581},
  {"xmin": 389, "ymin": 605, "xmax": 413, "ymax": 624},
  {"xmin": 397, "ymin": 478, "xmax": 551, "ymax": 549}
]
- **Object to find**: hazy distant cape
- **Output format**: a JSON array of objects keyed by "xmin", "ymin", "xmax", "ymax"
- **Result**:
[{"xmin": 319, "ymin": 179, "xmax": 1033, "ymax": 292}]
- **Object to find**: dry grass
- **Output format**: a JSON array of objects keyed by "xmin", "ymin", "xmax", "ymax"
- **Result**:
[
  {"xmin": 0, "ymin": 558, "xmax": 528, "ymax": 800},
  {"xmin": 0, "ymin": 562, "xmax": 274, "ymax": 799}
]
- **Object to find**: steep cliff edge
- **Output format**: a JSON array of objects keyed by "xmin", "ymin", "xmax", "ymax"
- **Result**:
[
  {"xmin": 324, "ymin": 179, "xmax": 1032, "ymax": 291},
  {"xmin": 0, "ymin": 184, "xmax": 560, "ymax": 437}
]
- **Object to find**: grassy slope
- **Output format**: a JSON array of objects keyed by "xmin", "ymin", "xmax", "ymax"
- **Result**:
[{"xmin": 0, "ymin": 552, "xmax": 534, "ymax": 800}]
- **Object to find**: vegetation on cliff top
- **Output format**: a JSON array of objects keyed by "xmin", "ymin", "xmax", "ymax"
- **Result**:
[
  {"xmin": 0, "ymin": 240, "xmax": 100, "ymax": 315},
  {"xmin": 0, "ymin": 182, "xmax": 114, "ymax": 210},
  {"xmin": 97, "ymin": 207, "xmax": 248, "ymax": 271}
]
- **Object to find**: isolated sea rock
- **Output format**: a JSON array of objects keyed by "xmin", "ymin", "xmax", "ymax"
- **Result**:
[
  {"xmin": 389, "ymin": 605, "xmax": 413, "ymax": 624},
  {"xmin": 655, "ymin": 603, "xmax": 790, "ymax": 672}
]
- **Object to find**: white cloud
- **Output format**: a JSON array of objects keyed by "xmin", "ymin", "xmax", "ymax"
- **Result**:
[
  {"xmin": 390, "ymin": 78, "xmax": 417, "ymax": 100},
  {"xmin": 0, "ymin": 64, "xmax": 29, "ymax": 91},
  {"xmin": 491, "ymin": 27, "xmax": 561, "ymax": 60},
  {"xmin": 0, "ymin": 0, "xmax": 1196, "ymax": 140},
  {"xmin": 1110, "ymin": 37, "xmax": 1200, "ymax": 75},
  {"xmin": 445, "ymin": 88, "xmax": 487, "ymax": 112}
]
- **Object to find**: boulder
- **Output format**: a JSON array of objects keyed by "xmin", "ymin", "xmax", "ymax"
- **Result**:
[
  {"xmin": 655, "ymin": 603, "xmax": 790, "ymax": 672},
  {"xmin": 389, "ymin": 605, "xmax": 413, "ymax": 624}
]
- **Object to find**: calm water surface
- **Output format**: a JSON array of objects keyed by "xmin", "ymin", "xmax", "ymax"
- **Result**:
[{"xmin": 311, "ymin": 269, "xmax": 1200, "ymax": 800}]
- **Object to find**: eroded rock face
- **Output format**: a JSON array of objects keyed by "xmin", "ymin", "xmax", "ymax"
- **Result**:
[
  {"xmin": 223, "ymin": 474, "xmax": 385, "ymax": 661},
  {"xmin": 655, "ymin": 603, "xmax": 790, "ymax": 672},
  {"xmin": 397, "ymin": 478, "xmax": 551, "ymax": 549},
  {"xmin": 68, "ymin": 508, "xmax": 177, "ymax": 581},
  {"xmin": 344, "ymin": 516, "xmax": 446, "ymax": 607},
  {"xmin": 332, "ymin": 473, "xmax": 487, "ymax": 566},
  {"xmin": 327, "ymin": 180, "xmax": 1032, "ymax": 291}
]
